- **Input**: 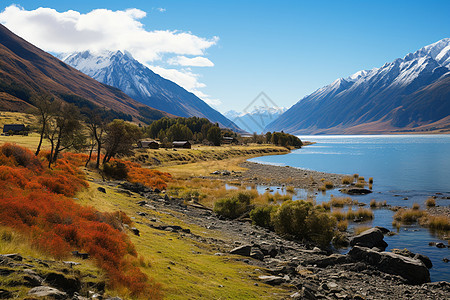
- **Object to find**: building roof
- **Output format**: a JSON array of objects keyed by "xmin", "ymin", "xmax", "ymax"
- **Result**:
[{"xmin": 3, "ymin": 124, "xmax": 25, "ymax": 133}]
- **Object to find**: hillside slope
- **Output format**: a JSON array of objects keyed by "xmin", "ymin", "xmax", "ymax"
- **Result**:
[{"xmin": 0, "ymin": 24, "xmax": 171, "ymax": 123}]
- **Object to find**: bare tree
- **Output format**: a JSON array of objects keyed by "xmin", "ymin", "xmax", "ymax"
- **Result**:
[{"xmin": 31, "ymin": 93, "xmax": 56, "ymax": 156}]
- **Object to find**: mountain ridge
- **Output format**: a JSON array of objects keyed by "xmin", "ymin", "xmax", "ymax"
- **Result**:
[
  {"xmin": 60, "ymin": 50, "xmax": 241, "ymax": 131},
  {"xmin": 265, "ymin": 38, "xmax": 450, "ymax": 134}
]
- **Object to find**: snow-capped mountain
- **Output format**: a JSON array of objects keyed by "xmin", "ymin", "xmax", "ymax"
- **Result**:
[
  {"xmin": 224, "ymin": 106, "xmax": 286, "ymax": 133},
  {"xmin": 265, "ymin": 38, "xmax": 450, "ymax": 134},
  {"xmin": 60, "ymin": 50, "xmax": 240, "ymax": 130}
]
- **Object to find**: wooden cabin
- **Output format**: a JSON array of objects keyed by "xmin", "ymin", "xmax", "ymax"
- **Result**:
[
  {"xmin": 172, "ymin": 141, "xmax": 191, "ymax": 149},
  {"xmin": 2, "ymin": 124, "xmax": 26, "ymax": 135},
  {"xmin": 222, "ymin": 137, "xmax": 238, "ymax": 144},
  {"xmin": 137, "ymin": 140, "xmax": 160, "ymax": 149}
]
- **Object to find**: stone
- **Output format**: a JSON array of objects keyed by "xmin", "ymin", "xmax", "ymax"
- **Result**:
[
  {"xmin": 413, "ymin": 253, "xmax": 432, "ymax": 269},
  {"xmin": 350, "ymin": 228, "xmax": 388, "ymax": 250},
  {"xmin": 97, "ymin": 187, "xmax": 106, "ymax": 193},
  {"xmin": 72, "ymin": 251, "xmax": 89, "ymax": 259},
  {"xmin": 340, "ymin": 188, "xmax": 372, "ymax": 195},
  {"xmin": 304, "ymin": 254, "xmax": 349, "ymax": 268},
  {"xmin": 250, "ymin": 249, "xmax": 265, "ymax": 261},
  {"xmin": 375, "ymin": 226, "xmax": 390, "ymax": 234},
  {"xmin": 1, "ymin": 253, "xmax": 22, "ymax": 261},
  {"xmin": 28, "ymin": 286, "xmax": 67, "ymax": 299},
  {"xmin": 230, "ymin": 245, "xmax": 252, "ymax": 257},
  {"xmin": 258, "ymin": 275, "xmax": 285, "ymax": 285},
  {"xmin": 0, "ymin": 289, "xmax": 12, "ymax": 299},
  {"xmin": 45, "ymin": 272, "xmax": 81, "ymax": 295},
  {"xmin": 348, "ymin": 246, "xmax": 430, "ymax": 284},
  {"xmin": 260, "ymin": 244, "xmax": 278, "ymax": 258},
  {"xmin": 436, "ymin": 242, "xmax": 446, "ymax": 248},
  {"xmin": 131, "ymin": 227, "xmax": 140, "ymax": 236}
]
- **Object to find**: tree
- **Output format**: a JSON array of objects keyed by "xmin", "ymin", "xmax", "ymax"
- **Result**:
[
  {"xmin": 103, "ymin": 120, "xmax": 142, "ymax": 164},
  {"xmin": 83, "ymin": 108, "xmax": 109, "ymax": 168},
  {"xmin": 46, "ymin": 102, "xmax": 85, "ymax": 166},
  {"xmin": 207, "ymin": 126, "xmax": 222, "ymax": 146},
  {"xmin": 32, "ymin": 93, "xmax": 56, "ymax": 156}
]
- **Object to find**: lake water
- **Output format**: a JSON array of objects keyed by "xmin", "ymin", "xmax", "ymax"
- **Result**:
[{"xmin": 248, "ymin": 135, "xmax": 450, "ymax": 282}]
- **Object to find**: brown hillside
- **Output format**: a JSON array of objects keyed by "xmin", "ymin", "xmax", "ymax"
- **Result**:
[{"xmin": 0, "ymin": 24, "xmax": 172, "ymax": 122}]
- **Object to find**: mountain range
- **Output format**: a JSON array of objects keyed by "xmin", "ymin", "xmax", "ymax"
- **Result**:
[
  {"xmin": 0, "ymin": 24, "xmax": 171, "ymax": 123},
  {"xmin": 60, "ymin": 50, "xmax": 240, "ymax": 130},
  {"xmin": 265, "ymin": 38, "xmax": 450, "ymax": 134},
  {"xmin": 224, "ymin": 106, "xmax": 286, "ymax": 134}
]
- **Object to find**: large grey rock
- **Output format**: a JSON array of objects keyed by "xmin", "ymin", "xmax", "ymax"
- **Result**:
[
  {"xmin": 250, "ymin": 249, "xmax": 265, "ymax": 261},
  {"xmin": 304, "ymin": 254, "xmax": 349, "ymax": 268},
  {"xmin": 350, "ymin": 228, "xmax": 388, "ymax": 250},
  {"xmin": 28, "ymin": 286, "xmax": 67, "ymax": 299},
  {"xmin": 230, "ymin": 245, "xmax": 252, "ymax": 257},
  {"xmin": 348, "ymin": 246, "xmax": 430, "ymax": 284}
]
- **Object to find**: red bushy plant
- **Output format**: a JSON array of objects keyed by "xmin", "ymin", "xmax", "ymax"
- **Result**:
[
  {"xmin": 0, "ymin": 144, "xmax": 162, "ymax": 298},
  {"xmin": 121, "ymin": 160, "xmax": 172, "ymax": 190}
]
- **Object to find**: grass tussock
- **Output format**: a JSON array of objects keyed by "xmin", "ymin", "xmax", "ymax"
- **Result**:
[
  {"xmin": 346, "ymin": 207, "xmax": 374, "ymax": 221},
  {"xmin": 412, "ymin": 203, "xmax": 421, "ymax": 210},
  {"xmin": 425, "ymin": 197, "xmax": 436, "ymax": 207},
  {"xmin": 394, "ymin": 208, "xmax": 427, "ymax": 223},
  {"xmin": 329, "ymin": 195, "xmax": 357, "ymax": 207},
  {"xmin": 354, "ymin": 226, "xmax": 371, "ymax": 235},
  {"xmin": 370, "ymin": 199, "xmax": 387, "ymax": 208},
  {"xmin": 342, "ymin": 176, "xmax": 353, "ymax": 184},
  {"xmin": 425, "ymin": 215, "xmax": 450, "ymax": 231},
  {"xmin": 337, "ymin": 220, "xmax": 348, "ymax": 232},
  {"xmin": 286, "ymin": 186, "xmax": 295, "ymax": 194}
]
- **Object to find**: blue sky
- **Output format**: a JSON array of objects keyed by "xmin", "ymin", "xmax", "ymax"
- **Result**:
[{"xmin": 1, "ymin": 1, "xmax": 450, "ymax": 113}]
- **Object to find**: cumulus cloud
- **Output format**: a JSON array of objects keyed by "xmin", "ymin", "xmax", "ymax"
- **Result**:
[
  {"xmin": 148, "ymin": 65, "xmax": 221, "ymax": 106},
  {"xmin": 168, "ymin": 56, "xmax": 214, "ymax": 67},
  {"xmin": 0, "ymin": 4, "xmax": 220, "ymax": 106}
]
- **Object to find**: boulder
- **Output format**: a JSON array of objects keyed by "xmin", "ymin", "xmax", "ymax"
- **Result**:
[
  {"xmin": 340, "ymin": 188, "xmax": 372, "ymax": 195},
  {"xmin": 0, "ymin": 289, "xmax": 12, "ymax": 299},
  {"xmin": 304, "ymin": 254, "xmax": 349, "ymax": 268},
  {"xmin": 230, "ymin": 245, "xmax": 252, "ymax": 257},
  {"xmin": 391, "ymin": 249, "xmax": 432, "ymax": 268},
  {"xmin": 260, "ymin": 244, "xmax": 278, "ymax": 258},
  {"xmin": 1, "ymin": 253, "xmax": 22, "ymax": 261},
  {"xmin": 258, "ymin": 275, "xmax": 285, "ymax": 285},
  {"xmin": 45, "ymin": 272, "xmax": 81, "ymax": 295},
  {"xmin": 97, "ymin": 187, "xmax": 106, "ymax": 193},
  {"xmin": 250, "ymin": 249, "xmax": 265, "ymax": 261},
  {"xmin": 131, "ymin": 227, "xmax": 140, "ymax": 236},
  {"xmin": 348, "ymin": 246, "xmax": 430, "ymax": 284},
  {"xmin": 28, "ymin": 286, "xmax": 67, "ymax": 299},
  {"xmin": 350, "ymin": 228, "xmax": 388, "ymax": 250}
]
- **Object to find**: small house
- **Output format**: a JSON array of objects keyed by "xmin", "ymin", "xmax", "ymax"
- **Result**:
[
  {"xmin": 137, "ymin": 140, "xmax": 160, "ymax": 149},
  {"xmin": 222, "ymin": 137, "xmax": 238, "ymax": 144},
  {"xmin": 2, "ymin": 124, "xmax": 26, "ymax": 135},
  {"xmin": 172, "ymin": 141, "xmax": 191, "ymax": 149}
]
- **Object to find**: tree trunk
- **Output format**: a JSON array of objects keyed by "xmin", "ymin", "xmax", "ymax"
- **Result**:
[
  {"xmin": 85, "ymin": 140, "xmax": 95, "ymax": 167},
  {"xmin": 35, "ymin": 123, "xmax": 45, "ymax": 156}
]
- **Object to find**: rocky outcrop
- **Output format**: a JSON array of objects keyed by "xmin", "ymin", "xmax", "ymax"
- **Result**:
[
  {"xmin": 350, "ymin": 227, "xmax": 388, "ymax": 250},
  {"xmin": 27, "ymin": 286, "xmax": 67, "ymax": 299},
  {"xmin": 348, "ymin": 246, "xmax": 430, "ymax": 284},
  {"xmin": 230, "ymin": 245, "xmax": 252, "ymax": 257}
]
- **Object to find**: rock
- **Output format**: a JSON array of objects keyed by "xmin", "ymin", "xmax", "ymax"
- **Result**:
[
  {"xmin": 259, "ymin": 244, "xmax": 278, "ymax": 258},
  {"xmin": 164, "ymin": 194, "xmax": 170, "ymax": 201},
  {"xmin": 0, "ymin": 289, "xmax": 12, "ymax": 299},
  {"xmin": 28, "ymin": 286, "xmax": 68, "ymax": 299},
  {"xmin": 1, "ymin": 253, "xmax": 22, "ymax": 261},
  {"xmin": 340, "ymin": 188, "xmax": 372, "ymax": 195},
  {"xmin": 250, "ymin": 249, "xmax": 265, "ymax": 261},
  {"xmin": 442, "ymin": 258, "xmax": 449, "ymax": 263},
  {"xmin": 436, "ymin": 242, "xmax": 446, "ymax": 248},
  {"xmin": 348, "ymin": 246, "xmax": 430, "ymax": 284},
  {"xmin": 414, "ymin": 253, "xmax": 433, "ymax": 269},
  {"xmin": 428, "ymin": 242, "xmax": 436, "ymax": 246},
  {"xmin": 45, "ymin": 272, "xmax": 81, "ymax": 295},
  {"xmin": 137, "ymin": 200, "xmax": 147, "ymax": 206},
  {"xmin": 375, "ymin": 226, "xmax": 390, "ymax": 234},
  {"xmin": 230, "ymin": 245, "xmax": 252, "ymax": 257},
  {"xmin": 154, "ymin": 188, "xmax": 161, "ymax": 193},
  {"xmin": 119, "ymin": 182, "xmax": 152, "ymax": 194},
  {"xmin": 97, "ymin": 187, "xmax": 106, "ymax": 193},
  {"xmin": 131, "ymin": 227, "xmax": 140, "ymax": 236},
  {"xmin": 258, "ymin": 275, "xmax": 285, "ymax": 285},
  {"xmin": 304, "ymin": 254, "xmax": 349, "ymax": 268},
  {"xmin": 350, "ymin": 228, "xmax": 388, "ymax": 250}
]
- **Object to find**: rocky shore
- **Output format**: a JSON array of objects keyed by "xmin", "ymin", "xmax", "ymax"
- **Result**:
[
  {"xmin": 239, "ymin": 161, "xmax": 345, "ymax": 189},
  {"xmin": 122, "ymin": 183, "xmax": 449, "ymax": 300}
]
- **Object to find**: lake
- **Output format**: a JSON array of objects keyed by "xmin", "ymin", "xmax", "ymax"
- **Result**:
[{"xmin": 248, "ymin": 135, "xmax": 450, "ymax": 282}]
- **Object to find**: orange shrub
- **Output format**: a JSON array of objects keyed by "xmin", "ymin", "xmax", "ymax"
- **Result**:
[
  {"xmin": 122, "ymin": 160, "xmax": 172, "ymax": 190},
  {"xmin": 0, "ymin": 144, "xmax": 162, "ymax": 298}
]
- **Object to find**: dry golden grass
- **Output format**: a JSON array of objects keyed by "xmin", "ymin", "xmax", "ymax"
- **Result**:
[
  {"xmin": 394, "ymin": 208, "xmax": 427, "ymax": 223},
  {"xmin": 337, "ymin": 220, "xmax": 348, "ymax": 232},
  {"xmin": 329, "ymin": 195, "xmax": 357, "ymax": 207},
  {"xmin": 341, "ymin": 176, "xmax": 353, "ymax": 184},
  {"xmin": 425, "ymin": 197, "xmax": 436, "ymax": 207},
  {"xmin": 354, "ymin": 226, "xmax": 371, "ymax": 235}
]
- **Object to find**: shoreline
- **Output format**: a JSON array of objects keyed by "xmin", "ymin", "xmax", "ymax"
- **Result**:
[{"xmin": 239, "ymin": 160, "xmax": 345, "ymax": 190}]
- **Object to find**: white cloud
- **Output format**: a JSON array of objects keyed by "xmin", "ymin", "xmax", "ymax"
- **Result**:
[
  {"xmin": 168, "ymin": 56, "xmax": 214, "ymax": 67},
  {"xmin": 156, "ymin": 8, "xmax": 166, "ymax": 13},
  {"xmin": 148, "ymin": 65, "xmax": 222, "ymax": 107},
  {"xmin": 0, "ymin": 5, "xmax": 219, "ymax": 105}
]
